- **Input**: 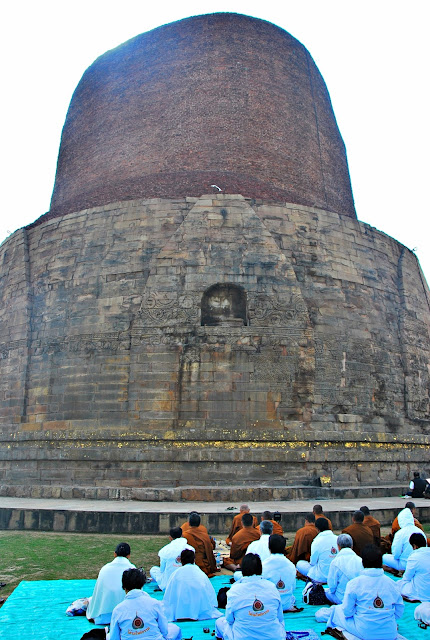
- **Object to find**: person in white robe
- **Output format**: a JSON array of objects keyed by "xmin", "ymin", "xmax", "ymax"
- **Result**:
[
  {"xmin": 324, "ymin": 544, "xmax": 404, "ymax": 640},
  {"xmin": 262, "ymin": 534, "xmax": 298, "ymax": 612},
  {"xmin": 296, "ymin": 518, "xmax": 338, "ymax": 583},
  {"xmin": 315, "ymin": 534, "xmax": 363, "ymax": 623},
  {"xmin": 245, "ymin": 519, "xmax": 273, "ymax": 562},
  {"xmin": 107, "ymin": 568, "xmax": 181, "ymax": 640},
  {"xmin": 86, "ymin": 542, "xmax": 135, "ymax": 625},
  {"xmin": 382, "ymin": 507, "xmax": 426, "ymax": 571},
  {"xmin": 150, "ymin": 527, "xmax": 194, "ymax": 591},
  {"xmin": 215, "ymin": 553, "xmax": 285, "ymax": 640},
  {"xmin": 162, "ymin": 548, "xmax": 222, "ymax": 622},
  {"xmin": 397, "ymin": 532, "xmax": 430, "ymax": 601}
]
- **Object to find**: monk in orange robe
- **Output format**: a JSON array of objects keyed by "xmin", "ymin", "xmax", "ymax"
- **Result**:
[
  {"xmin": 313, "ymin": 504, "xmax": 333, "ymax": 530},
  {"xmin": 223, "ymin": 513, "xmax": 261, "ymax": 571},
  {"xmin": 226, "ymin": 504, "xmax": 258, "ymax": 545},
  {"xmin": 182, "ymin": 512, "xmax": 216, "ymax": 577},
  {"xmin": 342, "ymin": 510, "xmax": 374, "ymax": 557},
  {"xmin": 181, "ymin": 511, "xmax": 209, "ymax": 535},
  {"xmin": 286, "ymin": 513, "xmax": 318, "ymax": 564},
  {"xmin": 261, "ymin": 510, "xmax": 283, "ymax": 535},
  {"xmin": 360, "ymin": 505, "xmax": 381, "ymax": 545}
]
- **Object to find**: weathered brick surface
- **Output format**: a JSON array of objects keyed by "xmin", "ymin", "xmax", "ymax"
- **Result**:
[
  {"xmin": 0, "ymin": 195, "xmax": 429, "ymax": 492},
  {"xmin": 44, "ymin": 13, "xmax": 355, "ymax": 221}
]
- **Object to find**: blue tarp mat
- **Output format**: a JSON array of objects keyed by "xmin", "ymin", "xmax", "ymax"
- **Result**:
[{"xmin": 0, "ymin": 575, "xmax": 426, "ymax": 639}]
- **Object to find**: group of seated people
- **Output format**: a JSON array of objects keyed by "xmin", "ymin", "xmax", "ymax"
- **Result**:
[{"xmin": 83, "ymin": 503, "xmax": 430, "ymax": 640}]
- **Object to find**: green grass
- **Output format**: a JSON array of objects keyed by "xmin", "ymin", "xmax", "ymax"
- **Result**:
[{"xmin": 0, "ymin": 531, "xmax": 166, "ymax": 600}]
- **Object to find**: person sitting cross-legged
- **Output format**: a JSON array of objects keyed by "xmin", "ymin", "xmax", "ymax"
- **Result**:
[
  {"xmin": 245, "ymin": 519, "xmax": 273, "ymax": 562},
  {"xmin": 223, "ymin": 512, "xmax": 261, "ymax": 571},
  {"xmin": 383, "ymin": 507, "xmax": 426, "ymax": 572},
  {"xmin": 397, "ymin": 532, "xmax": 430, "ymax": 602},
  {"xmin": 296, "ymin": 517, "xmax": 338, "ymax": 583},
  {"xmin": 162, "ymin": 549, "xmax": 222, "ymax": 622},
  {"xmin": 286, "ymin": 513, "xmax": 318, "ymax": 564},
  {"xmin": 262, "ymin": 534, "xmax": 299, "ymax": 612},
  {"xmin": 342, "ymin": 510, "xmax": 374, "ymax": 557},
  {"xmin": 86, "ymin": 542, "xmax": 135, "ymax": 625},
  {"xmin": 360, "ymin": 506, "xmax": 381, "ymax": 547},
  {"xmin": 261, "ymin": 510, "xmax": 283, "ymax": 535},
  {"xmin": 182, "ymin": 512, "xmax": 216, "ymax": 577},
  {"xmin": 149, "ymin": 527, "xmax": 194, "ymax": 591},
  {"xmin": 315, "ymin": 534, "xmax": 363, "ymax": 623},
  {"xmin": 107, "ymin": 568, "xmax": 181, "ymax": 640},
  {"xmin": 323, "ymin": 544, "xmax": 404, "ymax": 640},
  {"xmin": 215, "ymin": 553, "xmax": 285, "ymax": 640},
  {"xmin": 232, "ymin": 520, "xmax": 274, "ymax": 579},
  {"xmin": 226, "ymin": 504, "xmax": 258, "ymax": 545}
]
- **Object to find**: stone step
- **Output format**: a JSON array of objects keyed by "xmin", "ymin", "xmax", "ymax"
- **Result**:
[{"xmin": 0, "ymin": 483, "xmax": 407, "ymax": 502}]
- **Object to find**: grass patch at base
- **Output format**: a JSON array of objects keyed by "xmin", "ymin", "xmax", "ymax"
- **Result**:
[{"xmin": 0, "ymin": 531, "xmax": 166, "ymax": 600}]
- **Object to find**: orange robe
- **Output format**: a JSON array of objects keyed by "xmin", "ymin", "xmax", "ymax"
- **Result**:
[
  {"xmin": 286, "ymin": 523, "xmax": 318, "ymax": 564},
  {"xmin": 181, "ymin": 522, "xmax": 209, "ymax": 535},
  {"xmin": 363, "ymin": 515, "xmax": 381, "ymax": 545},
  {"xmin": 183, "ymin": 526, "xmax": 216, "ymax": 577},
  {"xmin": 226, "ymin": 526, "xmax": 261, "ymax": 566},
  {"xmin": 226, "ymin": 513, "xmax": 258, "ymax": 545},
  {"xmin": 342, "ymin": 523, "xmax": 374, "ymax": 557},
  {"xmin": 269, "ymin": 519, "xmax": 284, "ymax": 535}
]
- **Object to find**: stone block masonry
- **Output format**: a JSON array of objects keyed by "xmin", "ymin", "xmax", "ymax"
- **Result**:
[{"xmin": 0, "ymin": 194, "xmax": 429, "ymax": 495}]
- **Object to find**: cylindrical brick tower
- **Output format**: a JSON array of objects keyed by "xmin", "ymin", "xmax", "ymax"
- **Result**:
[
  {"xmin": 49, "ymin": 12, "xmax": 355, "ymax": 219},
  {"xmin": 0, "ymin": 13, "xmax": 429, "ymax": 500}
]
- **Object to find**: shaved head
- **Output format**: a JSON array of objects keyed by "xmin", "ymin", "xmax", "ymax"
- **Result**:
[{"xmin": 240, "ymin": 504, "xmax": 250, "ymax": 512}]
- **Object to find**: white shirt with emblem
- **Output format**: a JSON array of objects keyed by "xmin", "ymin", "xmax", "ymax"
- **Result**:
[
  {"xmin": 326, "ymin": 547, "xmax": 363, "ymax": 603},
  {"xmin": 224, "ymin": 574, "xmax": 285, "ymax": 640},
  {"xmin": 108, "ymin": 589, "xmax": 169, "ymax": 640},
  {"xmin": 308, "ymin": 530, "xmax": 338, "ymax": 582},
  {"xmin": 262, "ymin": 553, "xmax": 296, "ymax": 610},
  {"xmin": 150, "ymin": 537, "xmax": 194, "ymax": 590}
]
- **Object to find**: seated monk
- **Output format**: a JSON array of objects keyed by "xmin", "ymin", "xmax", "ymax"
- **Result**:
[
  {"xmin": 342, "ymin": 510, "xmax": 374, "ymax": 557},
  {"xmin": 313, "ymin": 504, "xmax": 333, "ymax": 530},
  {"xmin": 226, "ymin": 504, "xmax": 258, "ymax": 545},
  {"xmin": 286, "ymin": 513, "xmax": 318, "ymax": 564},
  {"xmin": 261, "ymin": 510, "xmax": 283, "ymax": 535},
  {"xmin": 223, "ymin": 513, "xmax": 261, "ymax": 571},
  {"xmin": 360, "ymin": 505, "xmax": 381, "ymax": 546},
  {"xmin": 182, "ymin": 512, "xmax": 216, "ymax": 577},
  {"xmin": 181, "ymin": 510, "xmax": 209, "ymax": 535}
]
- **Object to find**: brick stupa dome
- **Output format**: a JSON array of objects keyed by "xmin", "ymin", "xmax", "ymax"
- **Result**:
[{"xmin": 49, "ymin": 12, "xmax": 356, "ymax": 218}]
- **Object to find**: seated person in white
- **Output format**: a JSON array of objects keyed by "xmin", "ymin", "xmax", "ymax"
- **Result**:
[
  {"xmin": 150, "ymin": 527, "xmax": 194, "ymax": 591},
  {"xmin": 162, "ymin": 548, "xmax": 222, "ymax": 622},
  {"xmin": 86, "ymin": 542, "xmax": 135, "ymax": 625},
  {"xmin": 107, "ymin": 568, "xmax": 181, "ymax": 640},
  {"xmin": 233, "ymin": 520, "xmax": 274, "ymax": 581},
  {"xmin": 324, "ymin": 544, "xmax": 404, "ymax": 640},
  {"xmin": 296, "ymin": 517, "xmax": 338, "ymax": 583},
  {"xmin": 245, "ymin": 519, "xmax": 273, "ymax": 562},
  {"xmin": 215, "ymin": 553, "xmax": 285, "ymax": 640},
  {"xmin": 315, "ymin": 534, "xmax": 363, "ymax": 624},
  {"xmin": 382, "ymin": 507, "xmax": 426, "ymax": 572},
  {"xmin": 397, "ymin": 532, "xmax": 430, "ymax": 601},
  {"xmin": 262, "ymin": 534, "xmax": 299, "ymax": 612}
]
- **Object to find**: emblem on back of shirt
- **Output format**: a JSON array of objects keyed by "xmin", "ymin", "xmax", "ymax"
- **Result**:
[
  {"xmin": 276, "ymin": 579, "xmax": 285, "ymax": 590},
  {"xmin": 175, "ymin": 555, "xmax": 181, "ymax": 564},
  {"xmin": 373, "ymin": 596, "xmax": 384, "ymax": 609},
  {"xmin": 331, "ymin": 547, "xmax": 337, "ymax": 555},
  {"xmin": 252, "ymin": 597, "xmax": 264, "ymax": 612},
  {"xmin": 132, "ymin": 613, "xmax": 144, "ymax": 629}
]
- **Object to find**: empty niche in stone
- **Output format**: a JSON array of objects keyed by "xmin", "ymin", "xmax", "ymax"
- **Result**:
[{"xmin": 201, "ymin": 284, "xmax": 248, "ymax": 326}]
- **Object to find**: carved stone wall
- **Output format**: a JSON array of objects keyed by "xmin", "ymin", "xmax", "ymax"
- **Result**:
[{"xmin": 0, "ymin": 194, "xmax": 429, "ymax": 492}]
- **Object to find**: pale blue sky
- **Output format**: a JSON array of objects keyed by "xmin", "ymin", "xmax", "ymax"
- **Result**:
[{"xmin": 2, "ymin": 0, "xmax": 429, "ymax": 280}]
